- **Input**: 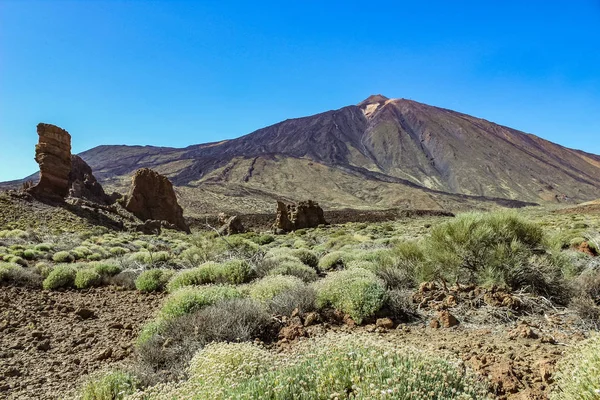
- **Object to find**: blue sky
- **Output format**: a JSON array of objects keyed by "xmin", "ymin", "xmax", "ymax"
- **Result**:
[{"xmin": 1, "ymin": 0, "xmax": 599, "ymax": 181}]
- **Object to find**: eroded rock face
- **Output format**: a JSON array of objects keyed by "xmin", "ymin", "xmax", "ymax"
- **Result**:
[
  {"xmin": 273, "ymin": 200, "xmax": 327, "ymax": 232},
  {"xmin": 68, "ymin": 155, "xmax": 112, "ymax": 205},
  {"xmin": 123, "ymin": 168, "xmax": 190, "ymax": 233},
  {"xmin": 217, "ymin": 213, "xmax": 245, "ymax": 235},
  {"xmin": 28, "ymin": 123, "xmax": 72, "ymax": 199}
]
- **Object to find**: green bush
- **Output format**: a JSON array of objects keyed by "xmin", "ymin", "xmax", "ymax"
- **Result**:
[
  {"xmin": 34, "ymin": 243, "xmax": 53, "ymax": 252},
  {"xmin": 253, "ymin": 234, "xmax": 275, "ymax": 245},
  {"xmin": 91, "ymin": 262, "xmax": 122, "ymax": 277},
  {"xmin": 159, "ymin": 285, "xmax": 241, "ymax": 320},
  {"xmin": 318, "ymin": 251, "xmax": 347, "ymax": 270},
  {"xmin": 22, "ymin": 249, "xmax": 40, "ymax": 260},
  {"xmin": 289, "ymin": 248, "xmax": 319, "ymax": 269},
  {"xmin": 167, "ymin": 260, "xmax": 254, "ymax": 292},
  {"xmin": 135, "ymin": 269, "xmax": 175, "ymax": 292},
  {"xmin": 86, "ymin": 253, "xmax": 103, "ymax": 261},
  {"xmin": 315, "ymin": 268, "xmax": 386, "ymax": 323},
  {"xmin": 552, "ymin": 335, "xmax": 600, "ymax": 400},
  {"xmin": 421, "ymin": 212, "xmax": 563, "ymax": 294},
  {"xmin": 34, "ymin": 262, "xmax": 52, "ymax": 278},
  {"xmin": 52, "ymin": 251, "xmax": 74, "ymax": 263},
  {"xmin": 80, "ymin": 370, "xmax": 137, "ymax": 400},
  {"xmin": 219, "ymin": 259, "xmax": 254, "ymax": 284},
  {"xmin": 0, "ymin": 262, "xmax": 19, "ymax": 282},
  {"xmin": 43, "ymin": 265, "xmax": 76, "ymax": 289},
  {"xmin": 136, "ymin": 335, "xmax": 488, "ymax": 399},
  {"xmin": 75, "ymin": 269, "xmax": 102, "ymax": 289},
  {"xmin": 109, "ymin": 247, "xmax": 129, "ymax": 256},
  {"xmin": 249, "ymin": 275, "xmax": 305, "ymax": 302},
  {"xmin": 268, "ymin": 259, "xmax": 318, "ymax": 282}
]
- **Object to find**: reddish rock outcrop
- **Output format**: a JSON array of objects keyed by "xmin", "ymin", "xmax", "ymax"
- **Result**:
[
  {"xmin": 68, "ymin": 155, "xmax": 112, "ymax": 205},
  {"xmin": 273, "ymin": 200, "xmax": 327, "ymax": 232},
  {"xmin": 217, "ymin": 213, "xmax": 245, "ymax": 235},
  {"xmin": 28, "ymin": 123, "xmax": 72, "ymax": 199},
  {"xmin": 122, "ymin": 168, "xmax": 190, "ymax": 233}
]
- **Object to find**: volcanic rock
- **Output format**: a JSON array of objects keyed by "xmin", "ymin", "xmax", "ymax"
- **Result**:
[
  {"xmin": 273, "ymin": 200, "xmax": 327, "ymax": 232},
  {"xmin": 217, "ymin": 213, "xmax": 245, "ymax": 235},
  {"xmin": 122, "ymin": 168, "xmax": 190, "ymax": 233},
  {"xmin": 68, "ymin": 155, "xmax": 112, "ymax": 205},
  {"xmin": 28, "ymin": 123, "xmax": 72, "ymax": 199}
]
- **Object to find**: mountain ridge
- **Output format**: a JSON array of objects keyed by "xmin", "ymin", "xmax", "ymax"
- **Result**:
[{"xmin": 4, "ymin": 95, "xmax": 600, "ymax": 215}]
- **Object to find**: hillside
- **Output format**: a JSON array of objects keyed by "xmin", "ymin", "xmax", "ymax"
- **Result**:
[{"xmin": 6, "ymin": 95, "xmax": 600, "ymax": 215}]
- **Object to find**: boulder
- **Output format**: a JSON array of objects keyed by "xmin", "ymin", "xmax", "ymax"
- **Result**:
[
  {"xmin": 28, "ymin": 123, "xmax": 72, "ymax": 199},
  {"xmin": 217, "ymin": 213, "xmax": 245, "ymax": 235},
  {"xmin": 122, "ymin": 168, "xmax": 190, "ymax": 233},
  {"xmin": 68, "ymin": 155, "xmax": 112, "ymax": 205},
  {"xmin": 273, "ymin": 200, "xmax": 327, "ymax": 232}
]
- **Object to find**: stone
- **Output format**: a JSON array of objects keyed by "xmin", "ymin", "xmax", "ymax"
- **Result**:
[
  {"xmin": 217, "ymin": 213, "xmax": 245, "ymax": 235},
  {"xmin": 67, "ymin": 155, "xmax": 112, "ymax": 204},
  {"xmin": 376, "ymin": 318, "xmax": 394, "ymax": 329},
  {"xmin": 279, "ymin": 324, "xmax": 306, "ymax": 341},
  {"xmin": 273, "ymin": 200, "xmax": 327, "ymax": 232},
  {"xmin": 28, "ymin": 123, "xmax": 72, "ymax": 199},
  {"xmin": 74, "ymin": 308, "xmax": 96, "ymax": 320},
  {"xmin": 122, "ymin": 168, "xmax": 190, "ymax": 233},
  {"xmin": 303, "ymin": 312, "xmax": 320, "ymax": 327},
  {"xmin": 437, "ymin": 311, "xmax": 459, "ymax": 328}
]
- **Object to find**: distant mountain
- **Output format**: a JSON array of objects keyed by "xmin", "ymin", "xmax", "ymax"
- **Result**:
[{"xmin": 6, "ymin": 95, "xmax": 600, "ymax": 215}]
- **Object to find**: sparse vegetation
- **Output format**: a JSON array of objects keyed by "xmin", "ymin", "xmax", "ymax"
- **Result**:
[
  {"xmin": 315, "ymin": 268, "xmax": 387, "ymax": 323},
  {"xmin": 135, "ymin": 269, "xmax": 175, "ymax": 293}
]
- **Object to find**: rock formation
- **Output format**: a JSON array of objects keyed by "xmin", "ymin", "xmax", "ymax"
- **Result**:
[
  {"xmin": 122, "ymin": 168, "xmax": 190, "ymax": 233},
  {"xmin": 68, "ymin": 155, "xmax": 113, "ymax": 204},
  {"xmin": 28, "ymin": 123, "xmax": 72, "ymax": 199},
  {"xmin": 273, "ymin": 200, "xmax": 327, "ymax": 232},
  {"xmin": 217, "ymin": 213, "xmax": 245, "ymax": 235}
]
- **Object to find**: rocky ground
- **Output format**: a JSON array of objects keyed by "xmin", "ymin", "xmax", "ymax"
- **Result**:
[
  {"xmin": 0, "ymin": 287, "xmax": 164, "ymax": 400},
  {"xmin": 0, "ymin": 284, "xmax": 587, "ymax": 399}
]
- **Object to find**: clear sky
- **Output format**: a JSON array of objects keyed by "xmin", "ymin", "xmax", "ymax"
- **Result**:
[{"xmin": 1, "ymin": 0, "xmax": 599, "ymax": 181}]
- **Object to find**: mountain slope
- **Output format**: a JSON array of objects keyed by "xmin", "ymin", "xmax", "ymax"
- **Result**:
[{"xmin": 6, "ymin": 95, "xmax": 600, "ymax": 215}]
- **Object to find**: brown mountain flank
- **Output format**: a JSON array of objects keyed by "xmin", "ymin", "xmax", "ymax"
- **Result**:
[{"xmin": 5, "ymin": 96, "xmax": 600, "ymax": 215}]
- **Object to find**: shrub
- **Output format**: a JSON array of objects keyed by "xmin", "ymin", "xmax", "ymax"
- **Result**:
[
  {"xmin": 52, "ymin": 251, "xmax": 74, "ymax": 263},
  {"xmin": 136, "ymin": 298, "xmax": 273, "ymax": 379},
  {"xmin": 72, "ymin": 246, "xmax": 93, "ymax": 260},
  {"xmin": 86, "ymin": 253, "xmax": 103, "ymax": 261},
  {"xmin": 220, "ymin": 259, "xmax": 254, "ymax": 285},
  {"xmin": 80, "ymin": 370, "xmax": 137, "ymax": 400},
  {"xmin": 268, "ymin": 259, "xmax": 318, "ymax": 282},
  {"xmin": 249, "ymin": 275, "xmax": 305, "ymax": 303},
  {"xmin": 167, "ymin": 263, "xmax": 217, "ymax": 291},
  {"xmin": 129, "ymin": 251, "xmax": 151, "ymax": 264},
  {"xmin": 551, "ymin": 335, "xmax": 600, "ymax": 400},
  {"xmin": 91, "ymin": 262, "xmax": 122, "ymax": 277},
  {"xmin": 0, "ymin": 262, "xmax": 19, "ymax": 282},
  {"xmin": 34, "ymin": 243, "xmax": 53, "ymax": 252},
  {"xmin": 109, "ymin": 247, "xmax": 129, "ymax": 256},
  {"xmin": 34, "ymin": 262, "xmax": 52, "ymax": 278},
  {"xmin": 318, "ymin": 251, "xmax": 347, "ymax": 270},
  {"xmin": 253, "ymin": 234, "xmax": 275, "ymax": 245},
  {"xmin": 75, "ymin": 269, "xmax": 102, "ymax": 289},
  {"xmin": 268, "ymin": 284, "xmax": 317, "ymax": 316},
  {"xmin": 422, "ymin": 211, "xmax": 563, "ymax": 294},
  {"xmin": 315, "ymin": 268, "xmax": 386, "ymax": 323},
  {"xmin": 159, "ymin": 286, "xmax": 241, "ymax": 320},
  {"xmin": 135, "ymin": 269, "xmax": 175, "ymax": 293},
  {"xmin": 22, "ymin": 249, "xmax": 40, "ymax": 260},
  {"xmin": 43, "ymin": 265, "xmax": 76, "ymax": 289},
  {"xmin": 189, "ymin": 341, "xmax": 271, "ymax": 381},
  {"xmin": 289, "ymin": 248, "xmax": 319, "ymax": 269},
  {"xmin": 134, "ymin": 334, "xmax": 488, "ymax": 399},
  {"xmin": 167, "ymin": 260, "xmax": 254, "ymax": 292}
]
